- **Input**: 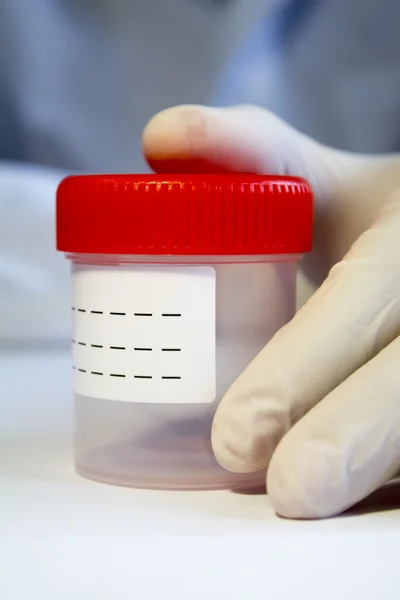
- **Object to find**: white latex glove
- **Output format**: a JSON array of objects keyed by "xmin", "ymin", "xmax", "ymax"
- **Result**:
[{"xmin": 143, "ymin": 105, "xmax": 400, "ymax": 518}]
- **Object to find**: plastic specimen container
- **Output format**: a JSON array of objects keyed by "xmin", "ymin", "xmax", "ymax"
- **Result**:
[{"xmin": 56, "ymin": 174, "xmax": 313, "ymax": 490}]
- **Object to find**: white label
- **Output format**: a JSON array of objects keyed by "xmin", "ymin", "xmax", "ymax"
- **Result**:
[{"xmin": 71, "ymin": 265, "xmax": 216, "ymax": 404}]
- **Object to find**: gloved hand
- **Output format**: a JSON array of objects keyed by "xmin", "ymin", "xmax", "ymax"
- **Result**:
[{"xmin": 143, "ymin": 105, "xmax": 400, "ymax": 518}]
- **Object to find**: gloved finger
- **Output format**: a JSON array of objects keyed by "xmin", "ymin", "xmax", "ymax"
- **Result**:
[
  {"xmin": 212, "ymin": 193, "xmax": 400, "ymax": 474},
  {"xmin": 143, "ymin": 105, "xmax": 400, "ymax": 289},
  {"xmin": 267, "ymin": 334, "xmax": 400, "ymax": 519},
  {"xmin": 142, "ymin": 104, "xmax": 335, "ymax": 193},
  {"xmin": 142, "ymin": 104, "xmax": 338, "ymax": 292},
  {"xmin": 143, "ymin": 104, "xmax": 400, "ymax": 207},
  {"xmin": 142, "ymin": 104, "xmax": 346, "ymax": 292}
]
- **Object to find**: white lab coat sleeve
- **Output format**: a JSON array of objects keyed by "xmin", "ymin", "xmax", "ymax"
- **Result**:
[{"xmin": 0, "ymin": 162, "xmax": 70, "ymax": 342}]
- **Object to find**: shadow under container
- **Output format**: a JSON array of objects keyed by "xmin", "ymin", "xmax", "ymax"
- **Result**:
[{"xmin": 56, "ymin": 174, "xmax": 313, "ymax": 490}]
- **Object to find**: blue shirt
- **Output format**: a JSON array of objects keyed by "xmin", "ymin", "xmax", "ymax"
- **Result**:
[
  {"xmin": 212, "ymin": 0, "xmax": 400, "ymax": 153},
  {"xmin": 1, "ymin": 0, "xmax": 400, "ymax": 173}
]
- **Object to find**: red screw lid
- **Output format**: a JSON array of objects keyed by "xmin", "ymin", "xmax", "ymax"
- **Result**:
[{"xmin": 56, "ymin": 174, "xmax": 313, "ymax": 256}]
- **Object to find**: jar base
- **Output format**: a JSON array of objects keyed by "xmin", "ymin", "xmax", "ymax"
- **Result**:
[{"xmin": 75, "ymin": 443, "xmax": 265, "ymax": 491}]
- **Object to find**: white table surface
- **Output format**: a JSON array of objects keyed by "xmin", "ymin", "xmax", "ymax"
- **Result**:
[{"xmin": 1, "ymin": 348, "xmax": 400, "ymax": 600}]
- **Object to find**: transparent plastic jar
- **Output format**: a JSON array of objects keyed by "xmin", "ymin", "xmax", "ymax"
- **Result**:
[{"xmin": 57, "ymin": 174, "xmax": 313, "ymax": 490}]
